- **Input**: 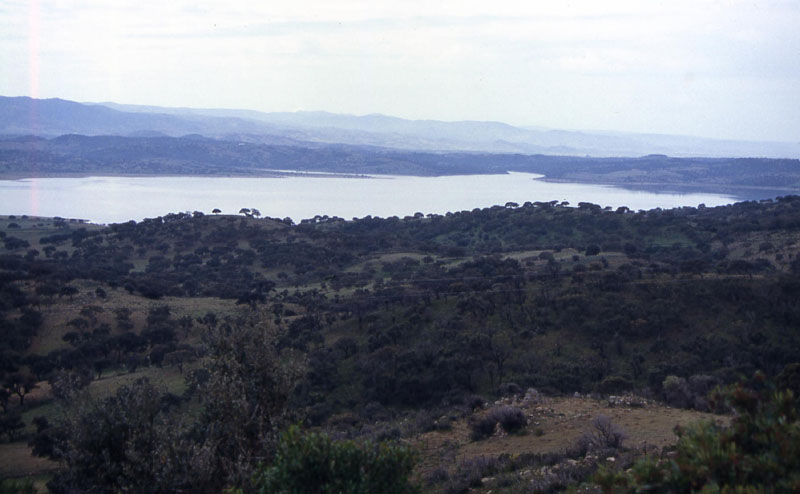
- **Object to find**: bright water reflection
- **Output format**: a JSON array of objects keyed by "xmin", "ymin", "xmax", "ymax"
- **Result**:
[{"xmin": 0, "ymin": 172, "xmax": 737, "ymax": 224}]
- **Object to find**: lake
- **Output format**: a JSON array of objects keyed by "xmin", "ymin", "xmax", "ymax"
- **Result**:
[{"xmin": 0, "ymin": 172, "xmax": 738, "ymax": 224}]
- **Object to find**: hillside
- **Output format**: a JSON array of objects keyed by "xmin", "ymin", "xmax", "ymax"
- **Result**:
[
  {"xmin": 3, "ymin": 95, "xmax": 800, "ymax": 159},
  {"xmin": 1, "ymin": 134, "xmax": 799, "ymax": 199},
  {"xmin": 2, "ymin": 197, "xmax": 800, "ymax": 490}
]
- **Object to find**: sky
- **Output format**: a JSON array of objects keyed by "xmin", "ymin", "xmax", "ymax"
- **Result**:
[{"xmin": 1, "ymin": 0, "xmax": 799, "ymax": 142}]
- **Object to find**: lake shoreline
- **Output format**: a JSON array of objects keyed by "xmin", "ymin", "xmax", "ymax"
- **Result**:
[
  {"xmin": 3, "ymin": 171, "xmax": 795, "ymax": 201},
  {"xmin": 0, "ymin": 173, "xmax": 752, "ymax": 225}
]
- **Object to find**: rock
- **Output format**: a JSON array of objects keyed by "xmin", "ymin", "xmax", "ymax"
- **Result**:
[
  {"xmin": 607, "ymin": 393, "xmax": 648, "ymax": 408},
  {"xmin": 521, "ymin": 387, "xmax": 542, "ymax": 405}
]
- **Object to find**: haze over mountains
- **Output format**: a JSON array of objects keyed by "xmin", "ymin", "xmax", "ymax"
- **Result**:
[{"xmin": 2, "ymin": 95, "xmax": 799, "ymax": 159}]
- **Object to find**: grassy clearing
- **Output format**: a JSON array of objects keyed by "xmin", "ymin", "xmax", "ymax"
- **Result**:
[
  {"xmin": 0, "ymin": 442, "xmax": 59, "ymax": 479},
  {"xmin": 86, "ymin": 365, "xmax": 189, "ymax": 398},
  {"xmin": 27, "ymin": 288, "xmax": 244, "ymax": 356},
  {"xmin": 412, "ymin": 395, "xmax": 725, "ymax": 480}
]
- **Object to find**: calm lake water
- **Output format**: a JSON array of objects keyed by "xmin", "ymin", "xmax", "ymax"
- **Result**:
[{"xmin": 0, "ymin": 173, "xmax": 737, "ymax": 224}]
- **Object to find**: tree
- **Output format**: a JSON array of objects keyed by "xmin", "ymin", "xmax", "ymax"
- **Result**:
[
  {"xmin": 177, "ymin": 315, "xmax": 194, "ymax": 338},
  {"xmin": 163, "ymin": 349, "xmax": 193, "ymax": 374},
  {"xmin": 66, "ymin": 317, "xmax": 89, "ymax": 333},
  {"xmin": 585, "ymin": 244, "xmax": 601, "ymax": 256},
  {"xmin": 0, "ymin": 389, "xmax": 9, "ymax": 413},
  {"xmin": 40, "ymin": 378, "xmax": 218, "ymax": 494},
  {"xmin": 43, "ymin": 318, "xmax": 304, "ymax": 492},
  {"xmin": 4, "ymin": 372, "xmax": 38, "ymax": 406},
  {"xmin": 251, "ymin": 208, "xmax": 261, "ymax": 218},
  {"xmin": 196, "ymin": 321, "xmax": 305, "ymax": 487},
  {"xmin": 79, "ymin": 305, "xmax": 104, "ymax": 327},
  {"xmin": 114, "ymin": 307, "xmax": 134, "ymax": 331},
  {"xmin": 59, "ymin": 285, "xmax": 79, "ymax": 300},
  {"xmin": 0, "ymin": 411, "xmax": 25, "ymax": 441},
  {"xmin": 212, "ymin": 208, "xmax": 221, "ymax": 214},
  {"xmin": 250, "ymin": 425, "xmax": 418, "ymax": 494},
  {"xmin": 238, "ymin": 208, "xmax": 251, "ymax": 216},
  {"xmin": 0, "ymin": 478, "xmax": 35, "ymax": 493}
]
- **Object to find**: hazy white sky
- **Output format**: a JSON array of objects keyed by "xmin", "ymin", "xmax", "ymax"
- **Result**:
[{"xmin": 2, "ymin": 0, "xmax": 799, "ymax": 142}]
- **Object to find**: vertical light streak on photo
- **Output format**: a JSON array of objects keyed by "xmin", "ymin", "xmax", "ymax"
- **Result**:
[{"xmin": 28, "ymin": 0, "xmax": 41, "ymax": 214}]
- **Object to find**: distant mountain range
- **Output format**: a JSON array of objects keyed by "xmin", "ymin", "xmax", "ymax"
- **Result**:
[{"xmin": 2, "ymin": 95, "xmax": 799, "ymax": 159}]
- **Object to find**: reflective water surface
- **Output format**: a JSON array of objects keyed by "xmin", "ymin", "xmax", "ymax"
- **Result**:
[{"xmin": 0, "ymin": 172, "xmax": 737, "ymax": 224}]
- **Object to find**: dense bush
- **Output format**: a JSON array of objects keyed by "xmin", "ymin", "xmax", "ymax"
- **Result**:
[{"xmin": 250, "ymin": 425, "xmax": 418, "ymax": 494}]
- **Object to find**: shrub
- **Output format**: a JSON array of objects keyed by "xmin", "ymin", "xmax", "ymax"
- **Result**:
[
  {"xmin": 446, "ymin": 456, "xmax": 502, "ymax": 492},
  {"xmin": 498, "ymin": 382, "xmax": 523, "ymax": 396},
  {"xmin": 662, "ymin": 375, "xmax": 691, "ymax": 408},
  {"xmin": 576, "ymin": 415, "xmax": 627, "ymax": 454},
  {"xmin": 596, "ymin": 375, "xmax": 634, "ymax": 395},
  {"xmin": 413, "ymin": 410, "xmax": 452, "ymax": 434},
  {"xmin": 425, "ymin": 467, "xmax": 449, "ymax": 486},
  {"xmin": 688, "ymin": 374, "xmax": 719, "ymax": 411},
  {"xmin": 777, "ymin": 362, "xmax": 800, "ymax": 398},
  {"xmin": 463, "ymin": 394, "xmax": 485, "ymax": 411},
  {"xmin": 470, "ymin": 406, "xmax": 527, "ymax": 440},
  {"xmin": 251, "ymin": 425, "xmax": 418, "ymax": 494},
  {"xmin": 469, "ymin": 415, "xmax": 497, "ymax": 441},
  {"xmin": 528, "ymin": 459, "xmax": 598, "ymax": 493},
  {"xmin": 490, "ymin": 406, "xmax": 527, "ymax": 433}
]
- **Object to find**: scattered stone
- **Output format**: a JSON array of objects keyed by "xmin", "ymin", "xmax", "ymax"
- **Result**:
[{"xmin": 607, "ymin": 394, "xmax": 649, "ymax": 408}]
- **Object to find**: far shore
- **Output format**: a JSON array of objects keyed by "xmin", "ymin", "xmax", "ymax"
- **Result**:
[{"xmin": 536, "ymin": 177, "xmax": 798, "ymax": 202}]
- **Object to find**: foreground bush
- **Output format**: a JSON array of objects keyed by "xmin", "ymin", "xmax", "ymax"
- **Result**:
[
  {"xmin": 251, "ymin": 425, "xmax": 418, "ymax": 494},
  {"xmin": 595, "ymin": 372, "xmax": 800, "ymax": 493},
  {"xmin": 0, "ymin": 479, "xmax": 35, "ymax": 494}
]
